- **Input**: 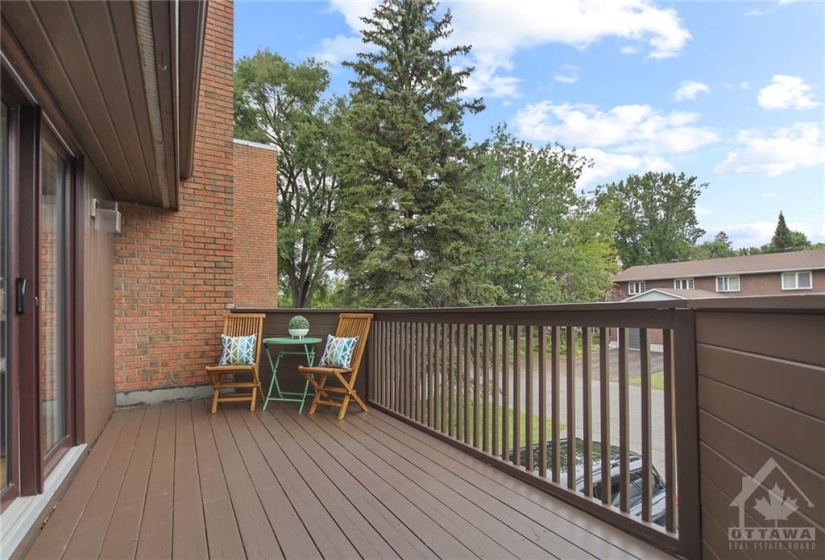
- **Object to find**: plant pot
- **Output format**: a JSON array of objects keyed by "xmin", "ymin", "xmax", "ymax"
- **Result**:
[{"xmin": 289, "ymin": 328, "xmax": 309, "ymax": 338}]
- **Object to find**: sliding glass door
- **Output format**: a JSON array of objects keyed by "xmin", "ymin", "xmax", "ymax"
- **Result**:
[
  {"xmin": 0, "ymin": 102, "xmax": 9, "ymax": 495},
  {"xmin": 40, "ymin": 139, "xmax": 69, "ymax": 456}
]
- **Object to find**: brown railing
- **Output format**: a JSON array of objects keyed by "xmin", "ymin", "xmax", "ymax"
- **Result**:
[
  {"xmin": 366, "ymin": 304, "xmax": 700, "ymax": 559},
  {"xmin": 249, "ymin": 295, "xmax": 825, "ymax": 560}
]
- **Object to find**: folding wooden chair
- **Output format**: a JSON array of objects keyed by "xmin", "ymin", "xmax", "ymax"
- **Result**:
[
  {"xmin": 299, "ymin": 313, "xmax": 373, "ymax": 420},
  {"xmin": 206, "ymin": 313, "xmax": 265, "ymax": 413}
]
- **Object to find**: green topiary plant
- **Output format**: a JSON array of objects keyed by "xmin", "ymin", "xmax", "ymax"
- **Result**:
[{"xmin": 288, "ymin": 315, "xmax": 309, "ymax": 330}]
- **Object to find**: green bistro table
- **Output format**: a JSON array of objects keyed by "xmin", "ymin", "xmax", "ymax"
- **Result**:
[{"xmin": 262, "ymin": 336, "xmax": 322, "ymax": 413}]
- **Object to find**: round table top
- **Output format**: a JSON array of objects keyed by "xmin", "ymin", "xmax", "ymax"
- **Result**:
[{"xmin": 263, "ymin": 336, "xmax": 323, "ymax": 346}]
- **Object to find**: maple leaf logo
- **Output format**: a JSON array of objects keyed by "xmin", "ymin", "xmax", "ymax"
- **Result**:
[{"xmin": 753, "ymin": 484, "xmax": 799, "ymax": 526}]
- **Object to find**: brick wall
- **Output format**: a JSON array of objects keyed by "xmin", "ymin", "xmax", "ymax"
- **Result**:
[
  {"xmin": 617, "ymin": 270, "xmax": 825, "ymax": 299},
  {"xmin": 113, "ymin": 0, "xmax": 234, "ymax": 392},
  {"xmin": 233, "ymin": 140, "xmax": 278, "ymax": 308}
]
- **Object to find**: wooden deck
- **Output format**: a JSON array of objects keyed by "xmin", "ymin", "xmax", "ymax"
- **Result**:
[{"xmin": 24, "ymin": 400, "xmax": 674, "ymax": 559}]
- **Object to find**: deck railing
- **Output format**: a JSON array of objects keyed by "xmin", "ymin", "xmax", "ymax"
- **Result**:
[{"xmin": 366, "ymin": 304, "xmax": 700, "ymax": 559}]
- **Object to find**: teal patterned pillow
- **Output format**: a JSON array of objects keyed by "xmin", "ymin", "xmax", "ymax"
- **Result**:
[
  {"xmin": 219, "ymin": 334, "xmax": 257, "ymax": 366},
  {"xmin": 318, "ymin": 335, "xmax": 359, "ymax": 369}
]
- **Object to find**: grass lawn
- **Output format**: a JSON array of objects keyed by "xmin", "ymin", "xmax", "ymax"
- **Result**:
[
  {"xmin": 420, "ymin": 398, "xmax": 564, "ymax": 448},
  {"xmin": 629, "ymin": 371, "xmax": 665, "ymax": 390}
]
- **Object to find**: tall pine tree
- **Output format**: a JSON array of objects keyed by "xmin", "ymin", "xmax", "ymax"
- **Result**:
[
  {"xmin": 335, "ymin": 0, "xmax": 492, "ymax": 307},
  {"xmin": 768, "ymin": 211, "xmax": 793, "ymax": 253}
]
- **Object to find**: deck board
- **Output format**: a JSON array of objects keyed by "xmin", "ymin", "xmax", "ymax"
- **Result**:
[
  {"xmin": 98, "ymin": 404, "xmax": 159, "ymax": 559},
  {"xmin": 24, "ymin": 400, "xmax": 676, "ymax": 560},
  {"xmin": 62, "ymin": 407, "xmax": 145, "ymax": 560},
  {"xmin": 24, "ymin": 409, "xmax": 129, "ymax": 559},
  {"xmin": 135, "ymin": 403, "xmax": 175, "ymax": 560}
]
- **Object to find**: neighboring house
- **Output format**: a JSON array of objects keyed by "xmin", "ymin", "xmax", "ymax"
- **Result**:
[
  {"xmin": 1, "ymin": 0, "xmax": 277, "ymax": 546},
  {"xmin": 613, "ymin": 249, "xmax": 825, "ymax": 300},
  {"xmin": 611, "ymin": 250, "xmax": 825, "ymax": 350}
]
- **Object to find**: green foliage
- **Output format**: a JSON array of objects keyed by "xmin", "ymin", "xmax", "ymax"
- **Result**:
[
  {"xmin": 334, "ymin": 0, "xmax": 494, "ymax": 308},
  {"xmin": 479, "ymin": 126, "xmax": 618, "ymax": 304},
  {"xmin": 764, "ymin": 211, "xmax": 811, "ymax": 253},
  {"xmin": 234, "ymin": 50, "xmax": 346, "ymax": 307},
  {"xmin": 596, "ymin": 171, "xmax": 707, "ymax": 267},
  {"xmin": 693, "ymin": 231, "xmax": 736, "ymax": 260},
  {"xmin": 768, "ymin": 211, "xmax": 793, "ymax": 253},
  {"xmin": 287, "ymin": 315, "xmax": 309, "ymax": 329}
]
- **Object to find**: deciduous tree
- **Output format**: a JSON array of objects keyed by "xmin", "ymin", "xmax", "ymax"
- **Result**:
[
  {"xmin": 595, "ymin": 172, "xmax": 706, "ymax": 267},
  {"xmin": 479, "ymin": 126, "xmax": 618, "ymax": 304},
  {"xmin": 234, "ymin": 50, "xmax": 346, "ymax": 307}
]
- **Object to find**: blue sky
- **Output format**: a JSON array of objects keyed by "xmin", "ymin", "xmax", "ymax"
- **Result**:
[{"xmin": 234, "ymin": 0, "xmax": 825, "ymax": 249}]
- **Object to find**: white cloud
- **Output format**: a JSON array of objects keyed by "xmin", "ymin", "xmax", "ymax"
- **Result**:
[
  {"xmin": 746, "ymin": 8, "xmax": 763, "ymax": 17},
  {"xmin": 314, "ymin": 34, "xmax": 367, "ymax": 66},
  {"xmin": 675, "ymin": 81, "xmax": 710, "ymax": 101},
  {"xmin": 513, "ymin": 101, "xmax": 717, "ymax": 187},
  {"xmin": 554, "ymin": 64, "xmax": 579, "ymax": 85},
  {"xmin": 322, "ymin": 0, "xmax": 691, "ymax": 99},
  {"xmin": 575, "ymin": 148, "xmax": 673, "ymax": 188},
  {"xmin": 714, "ymin": 122, "xmax": 825, "ymax": 176},
  {"xmin": 757, "ymin": 75, "xmax": 820, "ymax": 110},
  {"xmin": 515, "ymin": 101, "xmax": 718, "ymax": 154}
]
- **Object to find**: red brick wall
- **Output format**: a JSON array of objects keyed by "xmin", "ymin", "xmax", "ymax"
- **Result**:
[
  {"xmin": 113, "ymin": 0, "xmax": 234, "ymax": 392},
  {"xmin": 233, "ymin": 140, "xmax": 278, "ymax": 308},
  {"xmin": 616, "ymin": 270, "xmax": 825, "ymax": 299}
]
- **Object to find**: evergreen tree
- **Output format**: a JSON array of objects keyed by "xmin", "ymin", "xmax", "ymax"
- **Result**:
[
  {"xmin": 767, "ymin": 211, "xmax": 793, "ymax": 253},
  {"xmin": 335, "ymin": 0, "xmax": 491, "ymax": 307}
]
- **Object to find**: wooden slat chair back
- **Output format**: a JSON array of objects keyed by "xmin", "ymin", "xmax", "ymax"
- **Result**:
[
  {"xmin": 206, "ymin": 313, "xmax": 265, "ymax": 414},
  {"xmin": 299, "ymin": 313, "xmax": 373, "ymax": 420}
]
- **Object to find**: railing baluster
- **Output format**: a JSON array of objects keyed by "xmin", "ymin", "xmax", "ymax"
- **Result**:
[
  {"xmin": 663, "ymin": 329, "xmax": 676, "ymax": 532},
  {"xmin": 513, "ymin": 325, "xmax": 521, "ymax": 465},
  {"xmin": 582, "ymin": 327, "xmax": 593, "ymax": 498},
  {"xmin": 502, "ymin": 325, "xmax": 510, "ymax": 462},
  {"xmin": 473, "ymin": 324, "xmax": 480, "ymax": 449},
  {"xmin": 440, "ymin": 323, "xmax": 447, "ymax": 435},
  {"xmin": 619, "ymin": 327, "xmax": 630, "ymax": 513},
  {"xmin": 463, "ymin": 323, "xmax": 470, "ymax": 444},
  {"xmin": 599, "ymin": 327, "xmax": 612, "ymax": 506},
  {"xmin": 538, "ymin": 326, "xmax": 547, "ymax": 478},
  {"xmin": 482, "ymin": 325, "xmax": 490, "ymax": 454},
  {"xmin": 641, "ymin": 328, "xmax": 652, "ymax": 523},
  {"xmin": 492, "ymin": 325, "xmax": 500, "ymax": 458},
  {"xmin": 427, "ymin": 323, "xmax": 434, "ymax": 428},
  {"xmin": 448, "ymin": 323, "xmax": 454, "ymax": 438},
  {"xmin": 566, "ymin": 326, "xmax": 577, "ymax": 490},
  {"xmin": 551, "ymin": 326, "xmax": 560, "ymax": 484},
  {"xmin": 525, "ymin": 325, "xmax": 534, "ymax": 473}
]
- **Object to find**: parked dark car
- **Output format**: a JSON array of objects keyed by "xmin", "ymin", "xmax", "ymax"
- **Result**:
[{"xmin": 513, "ymin": 438, "xmax": 668, "ymax": 526}]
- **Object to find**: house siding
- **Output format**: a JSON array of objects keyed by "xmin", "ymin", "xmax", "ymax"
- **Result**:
[
  {"xmin": 233, "ymin": 141, "xmax": 278, "ymax": 308},
  {"xmin": 113, "ymin": 0, "xmax": 236, "ymax": 393},
  {"xmin": 81, "ymin": 162, "xmax": 116, "ymax": 444}
]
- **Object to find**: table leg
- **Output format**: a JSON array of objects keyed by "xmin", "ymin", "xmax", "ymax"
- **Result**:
[{"xmin": 263, "ymin": 345, "xmax": 285, "ymax": 411}]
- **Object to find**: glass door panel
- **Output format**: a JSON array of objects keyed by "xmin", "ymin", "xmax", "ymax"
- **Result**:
[
  {"xmin": 40, "ymin": 140, "xmax": 67, "ymax": 455},
  {"xmin": 1, "ymin": 103, "xmax": 9, "ymax": 490}
]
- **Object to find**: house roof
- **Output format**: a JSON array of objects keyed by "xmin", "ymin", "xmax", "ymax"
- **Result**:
[
  {"xmin": 2, "ymin": 0, "xmax": 207, "ymax": 209},
  {"xmin": 622, "ymin": 288, "xmax": 726, "ymax": 302},
  {"xmin": 615, "ymin": 249, "xmax": 825, "ymax": 282}
]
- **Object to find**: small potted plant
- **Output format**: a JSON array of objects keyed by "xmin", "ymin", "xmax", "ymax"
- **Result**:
[{"xmin": 288, "ymin": 315, "xmax": 310, "ymax": 338}]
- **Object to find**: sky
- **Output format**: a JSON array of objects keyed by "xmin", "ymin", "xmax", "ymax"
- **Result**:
[{"xmin": 234, "ymin": 0, "xmax": 825, "ymax": 249}]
